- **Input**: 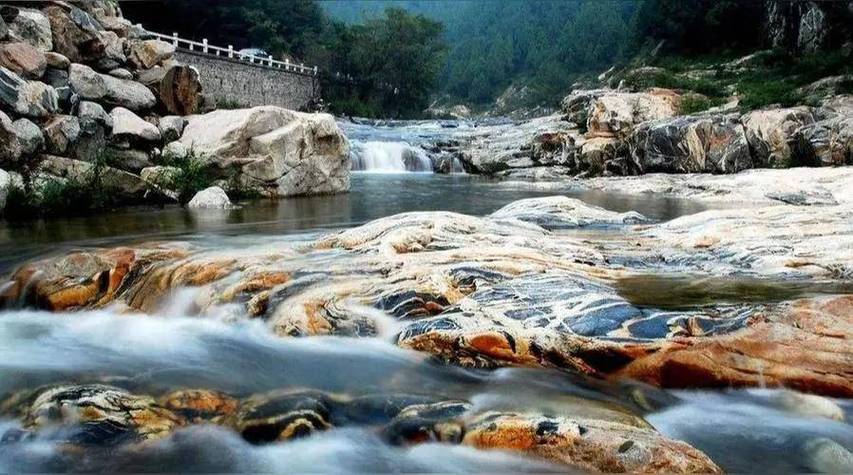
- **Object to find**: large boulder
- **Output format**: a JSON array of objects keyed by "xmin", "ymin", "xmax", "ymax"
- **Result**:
[
  {"xmin": 158, "ymin": 115, "xmax": 186, "ymax": 143},
  {"xmin": 766, "ymin": 0, "xmax": 853, "ymax": 54},
  {"xmin": 77, "ymin": 100, "xmax": 112, "ymax": 129},
  {"xmin": 0, "ymin": 41, "xmax": 46, "ymax": 79},
  {"xmin": 742, "ymin": 106, "xmax": 815, "ymax": 167},
  {"xmin": 127, "ymin": 39, "xmax": 175, "ymax": 69},
  {"xmin": 43, "ymin": 5, "xmax": 105, "ymax": 64},
  {"xmin": 0, "ymin": 66, "xmax": 57, "ymax": 117},
  {"xmin": 43, "ymin": 115, "xmax": 81, "ymax": 155},
  {"xmin": 11, "ymin": 117, "xmax": 44, "ymax": 158},
  {"xmin": 5, "ymin": 8, "xmax": 53, "ymax": 52},
  {"xmin": 793, "ymin": 116, "xmax": 853, "ymax": 166},
  {"xmin": 37, "ymin": 154, "xmax": 150, "ymax": 200},
  {"xmin": 629, "ymin": 114, "xmax": 753, "ymax": 174},
  {"xmin": 110, "ymin": 106, "xmax": 160, "ymax": 143},
  {"xmin": 97, "ymin": 30, "xmax": 126, "ymax": 70},
  {"xmin": 158, "ymin": 64, "xmax": 202, "ymax": 115},
  {"xmin": 188, "ymin": 186, "xmax": 232, "ymax": 209},
  {"xmin": 179, "ymin": 106, "xmax": 350, "ymax": 197},
  {"xmin": 586, "ymin": 89, "xmax": 681, "ymax": 139},
  {"xmin": 69, "ymin": 63, "xmax": 155, "ymax": 110}
]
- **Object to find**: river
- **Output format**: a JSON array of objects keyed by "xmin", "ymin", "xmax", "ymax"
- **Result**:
[{"xmin": 0, "ymin": 120, "xmax": 850, "ymax": 473}]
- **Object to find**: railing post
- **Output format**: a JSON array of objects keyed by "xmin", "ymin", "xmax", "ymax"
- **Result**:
[
  {"xmin": 300, "ymin": 63, "xmax": 304, "ymax": 74},
  {"xmin": 284, "ymin": 59, "xmax": 289, "ymax": 71},
  {"xmin": 203, "ymin": 38, "xmax": 208, "ymax": 53},
  {"xmin": 268, "ymin": 55, "xmax": 273, "ymax": 67},
  {"xmin": 228, "ymin": 45, "xmax": 233, "ymax": 58},
  {"xmin": 172, "ymin": 32, "xmax": 178, "ymax": 47},
  {"xmin": 313, "ymin": 66, "xmax": 318, "ymax": 75}
]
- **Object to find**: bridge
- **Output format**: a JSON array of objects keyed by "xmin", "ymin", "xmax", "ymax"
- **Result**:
[{"xmin": 148, "ymin": 32, "xmax": 322, "ymax": 111}]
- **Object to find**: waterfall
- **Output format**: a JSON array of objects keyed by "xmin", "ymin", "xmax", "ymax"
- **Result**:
[{"xmin": 350, "ymin": 141, "xmax": 433, "ymax": 173}]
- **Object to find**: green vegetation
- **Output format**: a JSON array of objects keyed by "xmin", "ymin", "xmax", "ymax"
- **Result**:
[
  {"xmin": 124, "ymin": 1, "xmax": 446, "ymax": 118},
  {"xmin": 153, "ymin": 149, "xmax": 260, "ymax": 204},
  {"xmin": 126, "ymin": 0, "xmax": 853, "ymax": 116},
  {"xmin": 4, "ymin": 153, "xmax": 124, "ymax": 220}
]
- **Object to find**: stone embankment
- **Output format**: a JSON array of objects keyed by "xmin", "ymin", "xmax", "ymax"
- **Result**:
[{"xmin": 0, "ymin": 0, "xmax": 348, "ymax": 215}]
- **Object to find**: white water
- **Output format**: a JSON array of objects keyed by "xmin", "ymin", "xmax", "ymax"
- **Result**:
[{"xmin": 350, "ymin": 141, "xmax": 434, "ymax": 173}]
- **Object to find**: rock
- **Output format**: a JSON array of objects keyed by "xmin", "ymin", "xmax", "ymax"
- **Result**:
[
  {"xmin": 0, "ymin": 168, "xmax": 12, "ymax": 211},
  {"xmin": 99, "ymin": 15, "xmax": 132, "ymax": 37},
  {"xmin": 578, "ymin": 137, "xmax": 625, "ymax": 175},
  {"xmin": 109, "ymin": 67, "xmax": 132, "ymax": 79},
  {"xmin": 44, "ymin": 52, "xmax": 70, "ymax": 70},
  {"xmin": 43, "ymin": 5, "xmax": 105, "ymax": 64},
  {"xmin": 233, "ymin": 390, "xmax": 333, "ymax": 443},
  {"xmin": 586, "ymin": 88, "xmax": 681, "ymax": 139},
  {"xmin": 140, "ymin": 165, "xmax": 179, "ymax": 184},
  {"xmin": 68, "ymin": 63, "xmax": 106, "ymax": 99},
  {"xmin": 161, "ymin": 140, "xmax": 188, "ymax": 160},
  {"xmin": 798, "ymin": 75, "xmax": 853, "ymax": 99},
  {"xmin": 110, "ymin": 107, "xmax": 161, "ymax": 143},
  {"xmin": 742, "ymin": 107, "xmax": 815, "ymax": 167},
  {"xmin": 10, "ymin": 118, "xmax": 44, "ymax": 158},
  {"xmin": 179, "ymin": 106, "xmax": 350, "ymax": 197},
  {"xmin": 77, "ymin": 100, "xmax": 112, "ymax": 129},
  {"xmin": 0, "ymin": 66, "xmax": 58, "ymax": 117},
  {"xmin": 491, "ymin": 196, "xmax": 646, "ymax": 230},
  {"xmin": 43, "ymin": 115, "xmax": 80, "ymax": 155},
  {"xmin": 629, "ymin": 114, "xmax": 753, "ymax": 174},
  {"xmin": 793, "ymin": 115, "xmax": 853, "ymax": 167},
  {"xmin": 99, "ymin": 30, "xmax": 126, "ymax": 67},
  {"xmin": 38, "ymin": 155, "xmax": 150, "ymax": 200},
  {"xmin": 802, "ymin": 438, "xmax": 853, "ymax": 473},
  {"xmin": 187, "ymin": 186, "xmax": 232, "ymax": 209},
  {"xmin": 158, "ymin": 64, "xmax": 202, "ymax": 115},
  {"xmin": 462, "ymin": 412, "xmax": 721, "ymax": 473},
  {"xmin": 72, "ymin": 118, "xmax": 107, "ymax": 162},
  {"xmin": 107, "ymin": 147, "xmax": 151, "ymax": 173},
  {"xmin": 0, "ymin": 10, "xmax": 7, "ymax": 40},
  {"xmin": 776, "ymin": 390, "xmax": 845, "ymax": 421},
  {"xmin": 158, "ymin": 116, "xmax": 186, "ymax": 143},
  {"xmin": 158, "ymin": 389, "xmax": 239, "ymax": 425},
  {"xmin": 70, "ymin": 63, "xmax": 155, "ymax": 111},
  {"xmin": 103, "ymin": 72, "xmax": 156, "ymax": 111},
  {"xmin": 0, "ymin": 42, "xmax": 46, "ymax": 79},
  {"xmin": 6, "ymin": 8, "xmax": 52, "ymax": 52},
  {"xmin": 43, "ymin": 67, "xmax": 68, "ymax": 89},
  {"xmin": 20, "ymin": 384, "xmax": 181, "ymax": 444},
  {"xmin": 127, "ymin": 39, "xmax": 175, "ymax": 69}
]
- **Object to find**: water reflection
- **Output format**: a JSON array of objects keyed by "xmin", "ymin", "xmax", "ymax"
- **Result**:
[{"xmin": 0, "ymin": 174, "xmax": 708, "ymax": 274}]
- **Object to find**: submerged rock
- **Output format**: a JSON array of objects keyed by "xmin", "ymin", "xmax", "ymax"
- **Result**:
[{"xmin": 188, "ymin": 186, "xmax": 232, "ymax": 209}]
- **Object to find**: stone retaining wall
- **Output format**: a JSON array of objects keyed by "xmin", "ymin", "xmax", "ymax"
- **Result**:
[{"xmin": 175, "ymin": 50, "xmax": 319, "ymax": 110}]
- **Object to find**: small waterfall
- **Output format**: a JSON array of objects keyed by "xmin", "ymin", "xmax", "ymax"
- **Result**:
[{"xmin": 350, "ymin": 141, "xmax": 433, "ymax": 173}]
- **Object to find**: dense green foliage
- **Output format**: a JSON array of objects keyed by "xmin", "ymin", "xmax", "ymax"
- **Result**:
[
  {"xmin": 127, "ymin": 0, "xmax": 852, "ymax": 116},
  {"xmin": 4, "ymin": 153, "xmax": 123, "ymax": 220},
  {"xmin": 123, "ymin": 1, "xmax": 446, "ymax": 118}
]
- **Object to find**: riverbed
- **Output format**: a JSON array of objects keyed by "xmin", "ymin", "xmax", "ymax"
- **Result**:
[{"xmin": 1, "ymin": 120, "xmax": 851, "ymax": 473}]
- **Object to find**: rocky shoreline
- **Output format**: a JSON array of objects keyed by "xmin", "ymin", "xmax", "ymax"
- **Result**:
[{"xmin": 0, "ymin": 0, "xmax": 349, "ymax": 217}]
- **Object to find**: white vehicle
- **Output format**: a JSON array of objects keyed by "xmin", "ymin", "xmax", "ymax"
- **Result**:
[{"xmin": 237, "ymin": 47, "xmax": 270, "ymax": 61}]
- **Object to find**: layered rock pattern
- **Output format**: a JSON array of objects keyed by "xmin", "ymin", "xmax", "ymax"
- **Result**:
[
  {"xmin": 0, "ymin": 383, "xmax": 721, "ymax": 473},
  {"xmin": 3, "ymin": 183, "xmax": 851, "ymax": 397},
  {"xmin": 453, "ymin": 89, "xmax": 852, "ymax": 178}
]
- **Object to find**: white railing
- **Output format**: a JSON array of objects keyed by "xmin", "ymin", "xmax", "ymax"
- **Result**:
[{"xmin": 147, "ymin": 31, "xmax": 319, "ymax": 76}]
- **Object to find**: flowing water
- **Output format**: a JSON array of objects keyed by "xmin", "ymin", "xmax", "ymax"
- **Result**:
[{"xmin": 0, "ymin": 120, "xmax": 851, "ymax": 473}]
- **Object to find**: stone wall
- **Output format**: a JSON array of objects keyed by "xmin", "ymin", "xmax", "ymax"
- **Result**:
[{"xmin": 175, "ymin": 50, "xmax": 319, "ymax": 111}]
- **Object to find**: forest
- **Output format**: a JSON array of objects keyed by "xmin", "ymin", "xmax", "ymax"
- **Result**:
[{"xmin": 125, "ymin": 0, "xmax": 853, "ymax": 118}]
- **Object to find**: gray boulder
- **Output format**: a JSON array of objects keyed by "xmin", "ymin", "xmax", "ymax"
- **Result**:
[
  {"xmin": 37, "ymin": 155, "xmax": 150, "ymax": 201},
  {"xmin": 188, "ymin": 186, "xmax": 232, "ymax": 209},
  {"xmin": 77, "ymin": 100, "xmax": 112, "ymax": 129},
  {"xmin": 43, "ymin": 67, "xmax": 69, "ymax": 88},
  {"xmin": 69, "ymin": 63, "xmax": 155, "ymax": 111},
  {"xmin": 127, "ymin": 39, "xmax": 175, "ymax": 69},
  {"xmin": 43, "ymin": 115, "xmax": 81, "ymax": 155},
  {"xmin": 107, "ymin": 147, "xmax": 151, "ymax": 173},
  {"xmin": 108, "ymin": 68, "xmax": 132, "ymax": 80},
  {"xmin": 109, "ymin": 107, "xmax": 160, "ymax": 143},
  {"xmin": 158, "ymin": 116, "xmax": 186, "ymax": 143},
  {"xmin": 0, "ymin": 112, "xmax": 43, "ymax": 165},
  {"xmin": 6, "ymin": 8, "xmax": 52, "ymax": 52},
  {"xmin": 742, "ymin": 107, "xmax": 815, "ymax": 167},
  {"xmin": 161, "ymin": 140, "xmax": 188, "ymax": 160},
  {"xmin": 629, "ymin": 114, "xmax": 753, "ymax": 174},
  {"xmin": 0, "ymin": 67, "xmax": 57, "ymax": 117}
]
